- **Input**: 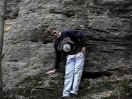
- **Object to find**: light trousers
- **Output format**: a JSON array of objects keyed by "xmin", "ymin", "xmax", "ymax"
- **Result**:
[{"xmin": 63, "ymin": 52, "xmax": 85, "ymax": 96}]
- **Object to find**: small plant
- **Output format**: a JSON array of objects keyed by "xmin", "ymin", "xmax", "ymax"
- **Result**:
[{"xmin": 103, "ymin": 80, "xmax": 131, "ymax": 99}]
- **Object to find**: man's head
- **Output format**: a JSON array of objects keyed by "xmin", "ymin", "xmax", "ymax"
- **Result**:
[{"xmin": 48, "ymin": 28, "xmax": 61, "ymax": 39}]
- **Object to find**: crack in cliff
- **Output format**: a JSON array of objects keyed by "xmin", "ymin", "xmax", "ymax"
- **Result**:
[{"xmin": 82, "ymin": 71, "xmax": 112, "ymax": 79}]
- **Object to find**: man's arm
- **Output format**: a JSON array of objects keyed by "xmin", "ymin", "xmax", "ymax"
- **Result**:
[
  {"xmin": 75, "ymin": 31, "xmax": 87, "ymax": 54},
  {"xmin": 54, "ymin": 50, "xmax": 62, "ymax": 70},
  {"xmin": 46, "ymin": 41, "xmax": 62, "ymax": 75}
]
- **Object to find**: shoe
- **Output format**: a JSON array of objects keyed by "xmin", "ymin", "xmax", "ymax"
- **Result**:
[
  {"xmin": 61, "ymin": 96, "xmax": 71, "ymax": 99},
  {"xmin": 70, "ymin": 93, "xmax": 78, "ymax": 97}
]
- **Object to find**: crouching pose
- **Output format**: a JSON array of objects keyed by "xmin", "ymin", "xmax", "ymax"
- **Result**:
[{"xmin": 47, "ymin": 28, "xmax": 86, "ymax": 98}]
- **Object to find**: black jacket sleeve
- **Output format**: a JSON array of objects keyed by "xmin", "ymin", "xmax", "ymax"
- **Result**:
[
  {"xmin": 76, "ymin": 31, "xmax": 87, "ymax": 47},
  {"xmin": 54, "ymin": 50, "xmax": 62, "ymax": 69},
  {"xmin": 54, "ymin": 38, "xmax": 62, "ymax": 69}
]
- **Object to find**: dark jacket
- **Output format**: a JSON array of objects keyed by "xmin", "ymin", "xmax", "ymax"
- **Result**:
[{"xmin": 54, "ymin": 30, "xmax": 86, "ymax": 69}]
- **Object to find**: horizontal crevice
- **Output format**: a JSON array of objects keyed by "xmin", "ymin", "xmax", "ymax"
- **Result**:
[
  {"xmin": 82, "ymin": 71, "xmax": 112, "ymax": 79},
  {"xmin": 49, "ymin": 8, "xmax": 76, "ymax": 17}
]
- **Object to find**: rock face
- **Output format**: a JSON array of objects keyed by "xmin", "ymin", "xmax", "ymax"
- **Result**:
[
  {"xmin": 5, "ymin": 0, "xmax": 21, "ymax": 19},
  {"xmin": 3, "ymin": 0, "xmax": 132, "ymax": 99}
]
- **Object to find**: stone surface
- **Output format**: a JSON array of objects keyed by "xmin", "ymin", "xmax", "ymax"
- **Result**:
[
  {"xmin": 2, "ymin": 0, "xmax": 132, "ymax": 99},
  {"xmin": 6, "ymin": 0, "xmax": 21, "ymax": 19}
]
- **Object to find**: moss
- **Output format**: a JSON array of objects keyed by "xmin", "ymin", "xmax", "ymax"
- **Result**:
[{"xmin": 101, "ymin": 80, "xmax": 132, "ymax": 99}]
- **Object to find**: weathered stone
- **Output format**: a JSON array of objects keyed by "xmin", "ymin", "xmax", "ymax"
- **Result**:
[
  {"xmin": 3, "ymin": 43, "xmax": 55, "ymax": 88},
  {"xmin": 3, "ymin": 0, "xmax": 132, "ymax": 98},
  {"xmin": 5, "ymin": 0, "xmax": 21, "ymax": 19}
]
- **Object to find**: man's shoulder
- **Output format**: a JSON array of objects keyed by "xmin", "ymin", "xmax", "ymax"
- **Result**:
[
  {"xmin": 62, "ymin": 29, "xmax": 85, "ymax": 38},
  {"xmin": 62, "ymin": 30, "xmax": 75, "ymax": 33},
  {"xmin": 63, "ymin": 29, "xmax": 84, "ymax": 33},
  {"xmin": 62, "ymin": 29, "xmax": 81, "ymax": 35}
]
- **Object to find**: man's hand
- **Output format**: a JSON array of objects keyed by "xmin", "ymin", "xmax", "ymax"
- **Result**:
[
  {"xmin": 46, "ymin": 69, "xmax": 56, "ymax": 75},
  {"xmin": 81, "ymin": 47, "xmax": 86, "ymax": 54}
]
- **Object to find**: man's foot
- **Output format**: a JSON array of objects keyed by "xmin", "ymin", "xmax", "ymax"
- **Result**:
[
  {"xmin": 46, "ymin": 69, "xmax": 56, "ymax": 75},
  {"xmin": 61, "ymin": 96, "xmax": 71, "ymax": 99},
  {"xmin": 70, "ymin": 93, "xmax": 78, "ymax": 98}
]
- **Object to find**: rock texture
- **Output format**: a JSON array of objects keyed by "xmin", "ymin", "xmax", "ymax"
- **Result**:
[{"xmin": 3, "ymin": 0, "xmax": 132, "ymax": 99}]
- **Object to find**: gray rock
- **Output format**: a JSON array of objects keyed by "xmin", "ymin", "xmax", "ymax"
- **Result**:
[{"xmin": 3, "ymin": 0, "xmax": 132, "ymax": 98}]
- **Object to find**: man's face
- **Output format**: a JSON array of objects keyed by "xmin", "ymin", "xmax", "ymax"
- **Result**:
[{"xmin": 52, "ymin": 30, "xmax": 61, "ymax": 39}]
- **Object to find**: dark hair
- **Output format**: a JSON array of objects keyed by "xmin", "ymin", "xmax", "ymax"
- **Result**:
[{"xmin": 47, "ymin": 28, "xmax": 56, "ymax": 33}]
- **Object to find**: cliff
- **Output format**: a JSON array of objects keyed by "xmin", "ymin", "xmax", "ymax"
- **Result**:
[{"xmin": 3, "ymin": 0, "xmax": 132, "ymax": 99}]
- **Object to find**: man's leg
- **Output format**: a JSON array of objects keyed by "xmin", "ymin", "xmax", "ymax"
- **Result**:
[
  {"xmin": 63, "ymin": 55, "xmax": 75, "ymax": 97},
  {"xmin": 70, "ymin": 52, "xmax": 85, "ymax": 95}
]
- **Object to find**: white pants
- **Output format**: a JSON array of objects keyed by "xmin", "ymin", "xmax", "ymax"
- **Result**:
[{"xmin": 63, "ymin": 52, "xmax": 85, "ymax": 96}]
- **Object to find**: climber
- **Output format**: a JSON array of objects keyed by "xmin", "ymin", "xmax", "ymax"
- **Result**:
[{"xmin": 46, "ymin": 28, "xmax": 87, "ymax": 98}]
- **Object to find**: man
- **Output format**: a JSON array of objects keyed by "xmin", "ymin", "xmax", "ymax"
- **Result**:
[{"xmin": 46, "ymin": 28, "xmax": 86, "ymax": 98}]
